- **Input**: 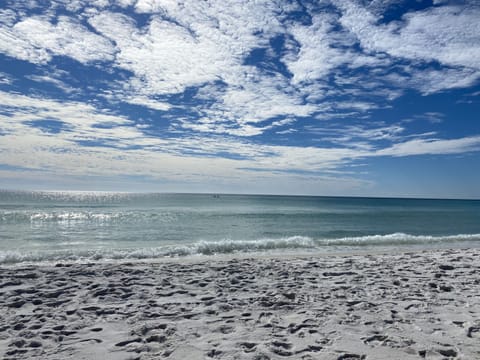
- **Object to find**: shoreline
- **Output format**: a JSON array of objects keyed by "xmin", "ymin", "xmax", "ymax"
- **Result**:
[
  {"xmin": 3, "ymin": 239, "xmax": 480, "ymax": 268},
  {"xmin": 1, "ymin": 247, "xmax": 479, "ymax": 359}
]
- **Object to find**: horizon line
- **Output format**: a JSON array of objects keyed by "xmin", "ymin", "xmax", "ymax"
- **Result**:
[{"xmin": 1, "ymin": 188, "xmax": 479, "ymax": 202}]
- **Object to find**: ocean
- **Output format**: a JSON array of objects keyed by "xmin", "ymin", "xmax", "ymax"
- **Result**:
[{"xmin": 1, "ymin": 190, "xmax": 480, "ymax": 264}]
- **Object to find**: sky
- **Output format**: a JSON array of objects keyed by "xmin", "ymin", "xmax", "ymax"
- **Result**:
[{"xmin": 0, "ymin": 0, "xmax": 479, "ymax": 198}]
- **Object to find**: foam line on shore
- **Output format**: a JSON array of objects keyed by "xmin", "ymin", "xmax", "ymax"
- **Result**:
[{"xmin": 2, "ymin": 233, "xmax": 480, "ymax": 264}]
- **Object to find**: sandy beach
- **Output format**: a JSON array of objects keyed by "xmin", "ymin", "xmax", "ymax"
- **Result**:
[{"xmin": 1, "ymin": 248, "xmax": 479, "ymax": 360}]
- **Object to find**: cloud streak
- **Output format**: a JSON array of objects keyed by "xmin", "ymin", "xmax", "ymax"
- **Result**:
[{"xmin": 1, "ymin": 91, "xmax": 479, "ymax": 187}]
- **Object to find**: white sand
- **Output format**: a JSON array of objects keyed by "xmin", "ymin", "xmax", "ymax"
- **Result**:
[{"xmin": 1, "ymin": 248, "xmax": 479, "ymax": 359}]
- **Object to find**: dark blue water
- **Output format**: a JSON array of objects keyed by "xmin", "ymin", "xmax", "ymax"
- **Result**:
[{"xmin": 1, "ymin": 190, "xmax": 479, "ymax": 263}]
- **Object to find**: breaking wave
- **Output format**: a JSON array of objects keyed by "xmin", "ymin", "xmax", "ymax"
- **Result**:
[{"xmin": 1, "ymin": 233, "xmax": 480, "ymax": 265}]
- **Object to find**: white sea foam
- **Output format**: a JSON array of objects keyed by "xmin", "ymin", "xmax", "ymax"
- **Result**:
[
  {"xmin": 1, "ymin": 233, "xmax": 480, "ymax": 264},
  {"xmin": 319, "ymin": 232, "xmax": 480, "ymax": 245}
]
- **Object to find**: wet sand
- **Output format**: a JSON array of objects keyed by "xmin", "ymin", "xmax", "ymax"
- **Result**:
[{"xmin": 1, "ymin": 248, "xmax": 479, "ymax": 359}]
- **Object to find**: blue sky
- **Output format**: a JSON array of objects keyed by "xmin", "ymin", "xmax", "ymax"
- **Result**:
[{"xmin": 0, "ymin": 0, "xmax": 479, "ymax": 198}]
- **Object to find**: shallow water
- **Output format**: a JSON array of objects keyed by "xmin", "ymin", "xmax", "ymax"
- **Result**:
[{"xmin": 1, "ymin": 190, "xmax": 480, "ymax": 263}]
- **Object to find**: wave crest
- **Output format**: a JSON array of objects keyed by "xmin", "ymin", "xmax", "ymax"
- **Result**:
[{"xmin": 1, "ymin": 233, "xmax": 479, "ymax": 264}]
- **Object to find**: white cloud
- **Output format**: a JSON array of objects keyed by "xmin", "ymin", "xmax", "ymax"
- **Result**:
[
  {"xmin": 85, "ymin": 2, "xmax": 328, "ymax": 135},
  {"xmin": 284, "ymin": 13, "xmax": 353, "ymax": 84},
  {"xmin": 2, "ymin": 0, "xmax": 477, "ymax": 139},
  {"xmin": 0, "ymin": 15, "xmax": 115, "ymax": 64},
  {"xmin": 304, "ymin": 123, "xmax": 406, "ymax": 150},
  {"xmin": 409, "ymin": 68, "xmax": 480, "ymax": 95},
  {"xmin": 338, "ymin": 1, "xmax": 480, "ymax": 71},
  {"xmin": 0, "ymin": 9, "xmax": 17, "ymax": 26},
  {"xmin": 190, "ymin": 71, "xmax": 317, "ymax": 136},
  {"xmin": 335, "ymin": 101, "xmax": 378, "ymax": 112},
  {"xmin": 1, "ymin": 90, "xmax": 480, "ymax": 194},
  {"xmin": 377, "ymin": 136, "xmax": 480, "ymax": 157},
  {"xmin": 0, "ymin": 24, "xmax": 50, "ymax": 64},
  {"xmin": 26, "ymin": 74, "xmax": 76, "ymax": 94},
  {"xmin": 403, "ymin": 112, "xmax": 445, "ymax": 124},
  {"xmin": 0, "ymin": 91, "xmax": 139, "ymax": 146},
  {"xmin": 123, "ymin": 96, "xmax": 171, "ymax": 111},
  {"xmin": 0, "ymin": 0, "xmax": 479, "ymax": 181},
  {"xmin": 89, "ymin": 13, "xmax": 227, "ymax": 94},
  {"xmin": 0, "ymin": 91, "xmax": 357, "ymax": 174},
  {"xmin": 134, "ymin": 0, "xmax": 174, "ymax": 13},
  {"xmin": 118, "ymin": 0, "xmax": 136, "ymax": 7},
  {"xmin": 0, "ymin": 72, "xmax": 13, "ymax": 85},
  {"xmin": 88, "ymin": 0, "xmax": 283, "ymax": 96}
]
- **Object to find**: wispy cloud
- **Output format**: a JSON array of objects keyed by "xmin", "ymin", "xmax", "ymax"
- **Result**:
[
  {"xmin": 0, "ymin": 71, "xmax": 13, "ymax": 85},
  {"xmin": 2, "ymin": 0, "xmax": 479, "ymax": 136},
  {"xmin": 403, "ymin": 112, "xmax": 445, "ymax": 124},
  {"xmin": 377, "ymin": 136, "xmax": 480, "ymax": 157},
  {"xmin": 25, "ymin": 74, "xmax": 76, "ymax": 94},
  {"xmin": 0, "ymin": 0, "xmax": 479, "ymax": 195},
  {"xmin": 337, "ymin": 1, "xmax": 480, "ymax": 70},
  {"xmin": 2, "ymin": 91, "xmax": 479, "ymax": 186}
]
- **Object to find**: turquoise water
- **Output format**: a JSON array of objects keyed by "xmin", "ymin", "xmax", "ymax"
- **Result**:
[{"xmin": 1, "ymin": 190, "xmax": 480, "ymax": 264}]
